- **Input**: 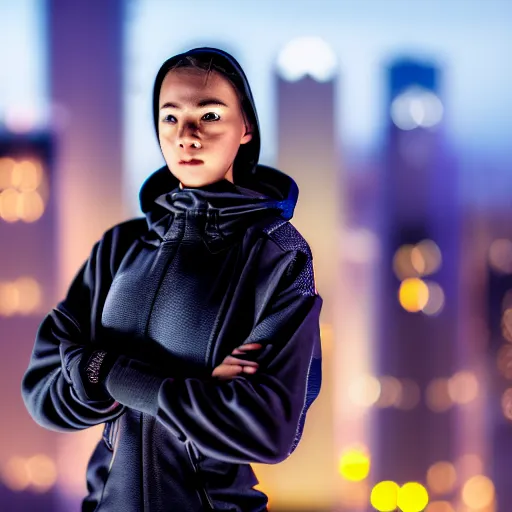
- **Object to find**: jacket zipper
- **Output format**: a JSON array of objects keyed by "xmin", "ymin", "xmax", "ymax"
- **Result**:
[{"xmin": 185, "ymin": 440, "xmax": 215, "ymax": 510}]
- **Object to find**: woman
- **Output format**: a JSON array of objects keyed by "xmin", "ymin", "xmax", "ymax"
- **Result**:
[{"xmin": 21, "ymin": 47, "xmax": 323, "ymax": 512}]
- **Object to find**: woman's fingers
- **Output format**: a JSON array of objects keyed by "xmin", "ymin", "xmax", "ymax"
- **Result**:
[
  {"xmin": 211, "ymin": 343, "xmax": 263, "ymax": 380},
  {"xmin": 237, "ymin": 343, "xmax": 263, "ymax": 352},
  {"xmin": 212, "ymin": 364, "xmax": 242, "ymax": 380},
  {"xmin": 223, "ymin": 355, "xmax": 259, "ymax": 367}
]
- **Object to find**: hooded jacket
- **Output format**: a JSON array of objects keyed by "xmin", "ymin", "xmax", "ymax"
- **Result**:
[{"xmin": 21, "ymin": 48, "xmax": 322, "ymax": 512}]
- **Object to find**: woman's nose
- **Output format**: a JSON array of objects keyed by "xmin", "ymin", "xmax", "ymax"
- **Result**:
[{"xmin": 177, "ymin": 122, "xmax": 200, "ymax": 148}]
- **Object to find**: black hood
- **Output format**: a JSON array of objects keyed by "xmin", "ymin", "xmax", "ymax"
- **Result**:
[
  {"xmin": 152, "ymin": 46, "xmax": 261, "ymax": 181},
  {"xmin": 140, "ymin": 47, "xmax": 299, "ymax": 246}
]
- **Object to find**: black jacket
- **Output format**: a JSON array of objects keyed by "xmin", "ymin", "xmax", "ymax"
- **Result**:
[{"xmin": 21, "ymin": 48, "xmax": 322, "ymax": 512}]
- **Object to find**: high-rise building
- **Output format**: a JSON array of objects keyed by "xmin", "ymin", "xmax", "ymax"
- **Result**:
[
  {"xmin": 0, "ymin": 132, "xmax": 58, "ymax": 507},
  {"xmin": 374, "ymin": 59, "xmax": 460, "ymax": 498}
]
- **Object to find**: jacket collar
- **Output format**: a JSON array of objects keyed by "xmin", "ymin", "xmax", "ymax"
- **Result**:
[{"xmin": 138, "ymin": 165, "xmax": 298, "ymax": 250}]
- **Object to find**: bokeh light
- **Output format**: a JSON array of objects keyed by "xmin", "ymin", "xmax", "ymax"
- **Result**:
[
  {"xmin": 349, "ymin": 374, "xmax": 381, "ymax": 407},
  {"xmin": 0, "ymin": 277, "xmax": 42, "ymax": 316},
  {"xmin": 391, "ymin": 86, "xmax": 444, "ymax": 130},
  {"xmin": 0, "ymin": 188, "xmax": 21, "ymax": 222},
  {"xmin": 426, "ymin": 378, "xmax": 453, "ymax": 412},
  {"xmin": 397, "ymin": 482, "xmax": 429, "ymax": 512},
  {"xmin": 425, "ymin": 501, "xmax": 454, "ymax": 512},
  {"xmin": 447, "ymin": 371, "xmax": 478, "ymax": 405},
  {"xmin": 426, "ymin": 461, "xmax": 457, "ymax": 495},
  {"xmin": 11, "ymin": 159, "xmax": 43, "ymax": 191},
  {"xmin": 370, "ymin": 481, "xmax": 399, "ymax": 512},
  {"xmin": 17, "ymin": 189, "xmax": 45, "ymax": 222},
  {"xmin": 338, "ymin": 444, "xmax": 371, "ymax": 481},
  {"xmin": 0, "ymin": 157, "xmax": 16, "ymax": 189},
  {"xmin": 276, "ymin": 36, "xmax": 337, "ymax": 82},
  {"xmin": 393, "ymin": 245, "xmax": 418, "ymax": 280},
  {"xmin": 501, "ymin": 388, "xmax": 512, "ymax": 421},
  {"xmin": 414, "ymin": 240, "xmax": 442, "ymax": 275},
  {"xmin": 496, "ymin": 345, "xmax": 512, "ymax": 379},
  {"xmin": 395, "ymin": 379, "xmax": 421, "ymax": 410},
  {"xmin": 376, "ymin": 376, "xmax": 403, "ymax": 408},
  {"xmin": 25, "ymin": 454, "xmax": 58, "ymax": 492},
  {"xmin": 1, "ymin": 456, "xmax": 31, "ymax": 492},
  {"xmin": 399, "ymin": 278, "xmax": 429, "ymax": 312},
  {"xmin": 502, "ymin": 308, "xmax": 512, "ymax": 343},
  {"xmin": 0, "ymin": 281, "xmax": 21, "ymax": 316},
  {"xmin": 422, "ymin": 281, "xmax": 445, "ymax": 316},
  {"xmin": 461, "ymin": 475, "xmax": 495, "ymax": 509},
  {"xmin": 456, "ymin": 454, "xmax": 484, "ymax": 482},
  {"xmin": 488, "ymin": 239, "xmax": 512, "ymax": 274}
]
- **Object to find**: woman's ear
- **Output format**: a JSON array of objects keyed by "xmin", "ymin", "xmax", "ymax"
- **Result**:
[
  {"xmin": 240, "ymin": 130, "xmax": 253, "ymax": 145},
  {"xmin": 240, "ymin": 119, "xmax": 253, "ymax": 145}
]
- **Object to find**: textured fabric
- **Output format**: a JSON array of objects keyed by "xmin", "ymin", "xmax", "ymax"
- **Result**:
[{"xmin": 21, "ymin": 47, "xmax": 323, "ymax": 512}]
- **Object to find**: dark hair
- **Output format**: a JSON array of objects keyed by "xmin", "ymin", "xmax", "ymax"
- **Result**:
[{"xmin": 153, "ymin": 48, "xmax": 261, "ymax": 183}]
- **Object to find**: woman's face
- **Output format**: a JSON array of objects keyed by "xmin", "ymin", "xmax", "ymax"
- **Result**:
[{"xmin": 158, "ymin": 67, "xmax": 252, "ymax": 188}]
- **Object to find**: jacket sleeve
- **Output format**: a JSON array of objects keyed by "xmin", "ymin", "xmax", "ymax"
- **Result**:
[
  {"xmin": 21, "ymin": 235, "xmax": 126, "ymax": 432},
  {"xmin": 105, "ymin": 249, "xmax": 323, "ymax": 464}
]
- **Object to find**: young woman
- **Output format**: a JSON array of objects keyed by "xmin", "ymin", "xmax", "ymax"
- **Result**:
[{"xmin": 22, "ymin": 47, "xmax": 323, "ymax": 512}]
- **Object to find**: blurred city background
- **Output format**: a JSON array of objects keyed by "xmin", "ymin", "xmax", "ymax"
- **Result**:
[{"xmin": 1, "ymin": 0, "xmax": 511, "ymax": 510}]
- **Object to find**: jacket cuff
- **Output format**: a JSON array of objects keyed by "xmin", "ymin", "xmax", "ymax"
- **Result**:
[{"xmin": 105, "ymin": 356, "xmax": 167, "ymax": 416}]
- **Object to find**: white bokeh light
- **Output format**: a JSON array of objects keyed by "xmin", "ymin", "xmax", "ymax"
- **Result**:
[
  {"xmin": 391, "ymin": 86, "xmax": 444, "ymax": 130},
  {"xmin": 276, "ymin": 36, "xmax": 337, "ymax": 82}
]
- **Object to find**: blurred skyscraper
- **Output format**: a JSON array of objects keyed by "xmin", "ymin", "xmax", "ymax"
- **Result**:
[
  {"xmin": 374, "ymin": 59, "xmax": 461, "ymax": 504},
  {"xmin": 248, "ymin": 38, "xmax": 340, "ymax": 511},
  {"xmin": 0, "ymin": 132, "xmax": 58, "ymax": 508}
]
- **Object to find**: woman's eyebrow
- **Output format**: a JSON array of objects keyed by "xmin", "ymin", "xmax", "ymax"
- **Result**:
[{"xmin": 160, "ymin": 98, "xmax": 229, "ymax": 109}]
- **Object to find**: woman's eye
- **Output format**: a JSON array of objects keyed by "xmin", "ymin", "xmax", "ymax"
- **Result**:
[
  {"xmin": 162, "ymin": 114, "xmax": 176, "ymax": 123},
  {"xmin": 202, "ymin": 112, "xmax": 220, "ymax": 122}
]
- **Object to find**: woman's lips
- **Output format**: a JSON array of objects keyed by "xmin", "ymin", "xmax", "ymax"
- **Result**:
[{"xmin": 179, "ymin": 159, "xmax": 203, "ymax": 166}]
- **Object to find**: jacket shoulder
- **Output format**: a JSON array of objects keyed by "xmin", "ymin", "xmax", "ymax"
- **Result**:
[
  {"xmin": 260, "ymin": 219, "xmax": 316, "ymax": 296},
  {"xmin": 261, "ymin": 218, "xmax": 312, "ymax": 258}
]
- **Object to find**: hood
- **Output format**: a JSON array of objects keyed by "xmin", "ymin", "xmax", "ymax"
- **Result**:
[
  {"xmin": 140, "ymin": 47, "xmax": 299, "ymax": 248},
  {"xmin": 138, "ymin": 163, "xmax": 298, "ymax": 247},
  {"xmin": 152, "ymin": 47, "xmax": 261, "ymax": 182}
]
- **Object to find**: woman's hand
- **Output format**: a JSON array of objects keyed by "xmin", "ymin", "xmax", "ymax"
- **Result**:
[{"xmin": 211, "ymin": 343, "xmax": 262, "ymax": 381}]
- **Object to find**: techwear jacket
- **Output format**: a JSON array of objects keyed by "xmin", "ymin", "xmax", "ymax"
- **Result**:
[{"xmin": 21, "ymin": 47, "xmax": 323, "ymax": 512}]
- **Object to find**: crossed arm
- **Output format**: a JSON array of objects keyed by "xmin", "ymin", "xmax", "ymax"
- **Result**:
[{"xmin": 22, "ymin": 237, "xmax": 322, "ymax": 464}]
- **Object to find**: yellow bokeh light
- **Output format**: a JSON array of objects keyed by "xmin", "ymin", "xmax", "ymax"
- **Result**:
[
  {"xmin": 461, "ymin": 475, "xmax": 495, "ymax": 509},
  {"xmin": 397, "ymin": 482, "xmax": 429, "ymax": 512},
  {"xmin": 0, "ymin": 157, "xmax": 16, "ymax": 189},
  {"xmin": 15, "ymin": 276, "xmax": 42, "ymax": 314},
  {"xmin": 17, "ymin": 190, "xmax": 45, "ymax": 222},
  {"xmin": 447, "ymin": 371, "xmax": 478, "ymax": 405},
  {"xmin": 26, "ymin": 454, "xmax": 57, "ymax": 492},
  {"xmin": 11, "ymin": 160, "xmax": 43, "ymax": 191},
  {"xmin": 0, "ymin": 282, "xmax": 21, "ymax": 316},
  {"xmin": 1, "ymin": 456, "xmax": 30, "ymax": 492},
  {"xmin": 349, "ymin": 374, "xmax": 381, "ymax": 407},
  {"xmin": 425, "ymin": 501, "xmax": 454, "ymax": 512},
  {"xmin": 426, "ymin": 378, "xmax": 453, "ymax": 412},
  {"xmin": 399, "ymin": 278, "xmax": 429, "ymax": 312},
  {"xmin": 426, "ymin": 461, "xmax": 457, "ymax": 495},
  {"xmin": 370, "ymin": 481, "xmax": 399, "ymax": 512},
  {"xmin": 0, "ymin": 188, "xmax": 21, "ymax": 222},
  {"xmin": 339, "ymin": 445, "xmax": 371, "ymax": 481}
]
